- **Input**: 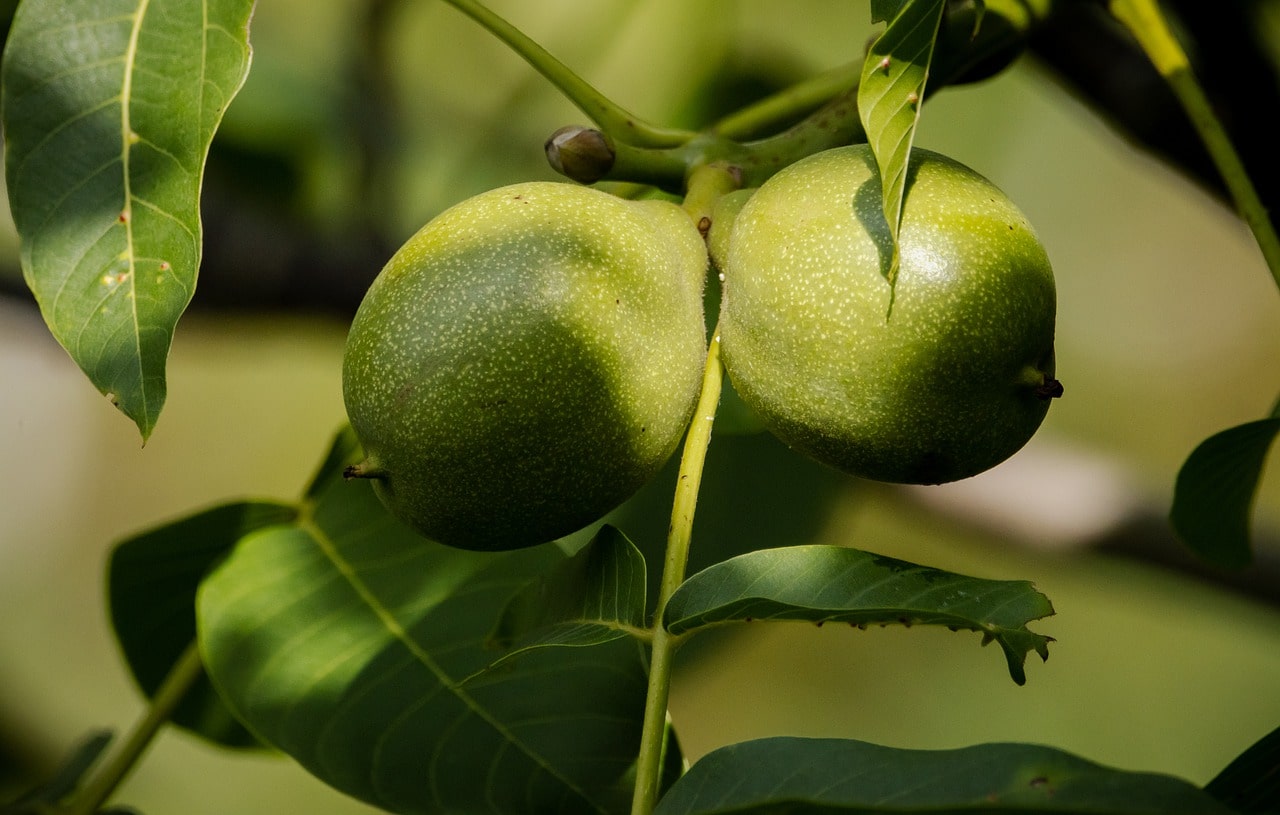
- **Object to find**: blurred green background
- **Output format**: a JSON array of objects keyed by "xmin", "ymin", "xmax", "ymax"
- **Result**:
[{"xmin": 1, "ymin": 1, "xmax": 1278, "ymax": 812}]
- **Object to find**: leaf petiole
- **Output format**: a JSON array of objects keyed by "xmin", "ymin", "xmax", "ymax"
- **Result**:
[
  {"xmin": 64, "ymin": 641, "xmax": 204, "ymax": 815},
  {"xmin": 711, "ymin": 60, "xmax": 861, "ymax": 141},
  {"xmin": 438, "ymin": 0, "xmax": 694, "ymax": 148},
  {"xmin": 630, "ymin": 328, "xmax": 725, "ymax": 815},
  {"xmin": 1109, "ymin": 0, "xmax": 1280, "ymax": 294}
]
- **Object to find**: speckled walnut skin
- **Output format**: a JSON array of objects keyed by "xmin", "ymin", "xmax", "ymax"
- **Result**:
[
  {"xmin": 718, "ymin": 145, "xmax": 1058, "ymax": 485},
  {"xmin": 343, "ymin": 182, "xmax": 708, "ymax": 551}
]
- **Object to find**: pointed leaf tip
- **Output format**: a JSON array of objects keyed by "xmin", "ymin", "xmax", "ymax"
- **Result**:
[
  {"xmin": 664, "ymin": 545, "xmax": 1054, "ymax": 685},
  {"xmin": 858, "ymin": 0, "xmax": 947, "ymax": 290},
  {"xmin": 2, "ymin": 0, "xmax": 255, "ymax": 438}
]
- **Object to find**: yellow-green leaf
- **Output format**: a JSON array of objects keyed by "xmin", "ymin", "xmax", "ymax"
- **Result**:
[{"xmin": 858, "ymin": 0, "xmax": 946, "ymax": 289}]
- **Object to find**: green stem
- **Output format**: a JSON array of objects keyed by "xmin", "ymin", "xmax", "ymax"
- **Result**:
[
  {"xmin": 630, "ymin": 329, "xmax": 724, "ymax": 815},
  {"xmin": 734, "ymin": 82, "xmax": 864, "ymax": 186},
  {"xmin": 438, "ymin": 0, "xmax": 693, "ymax": 148},
  {"xmin": 680, "ymin": 163, "xmax": 744, "ymax": 236},
  {"xmin": 1109, "ymin": 0, "xmax": 1280, "ymax": 293},
  {"xmin": 711, "ymin": 61, "xmax": 860, "ymax": 141},
  {"xmin": 66, "ymin": 641, "xmax": 204, "ymax": 815},
  {"xmin": 601, "ymin": 81, "xmax": 865, "ymax": 193}
]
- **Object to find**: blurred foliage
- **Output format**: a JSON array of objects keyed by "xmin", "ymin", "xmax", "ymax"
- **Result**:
[{"xmin": 5, "ymin": 0, "xmax": 1278, "ymax": 314}]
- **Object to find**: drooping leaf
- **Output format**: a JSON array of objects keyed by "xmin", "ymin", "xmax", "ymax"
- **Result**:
[
  {"xmin": 653, "ymin": 736, "xmax": 1235, "ymax": 814},
  {"xmin": 197, "ymin": 460, "xmax": 650, "ymax": 815},
  {"xmin": 1170, "ymin": 416, "xmax": 1280, "ymax": 569},
  {"xmin": 489, "ymin": 524, "xmax": 648, "ymax": 654},
  {"xmin": 858, "ymin": 0, "xmax": 946, "ymax": 289},
  {"xmin": 1, "ymin": 0, "xmax": 255, "ymax": 439},
  {"xmin": 663, "ymin": 545, "xmax": 1053, "ymax": 685},
  {"xmin": 1206, "ymin": 725, "xmax": 1280, "ymax": 814},
  {"xmin": 109, "ymin": 500, "xmax": 296, "ymax": 748}
]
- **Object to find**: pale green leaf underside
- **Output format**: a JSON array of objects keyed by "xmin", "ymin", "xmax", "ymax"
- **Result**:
[
  {"xmin": 489, "ymin": 524, "xmax": 649, "ymax": 660},
  {"xmin": 654, "ymin": 737, "xmax": 1234, "ymax": 814},
  {"xmin": 197, "ymin": 458, "xmax": 648, "ymax": 815},
  {"xmin": 663, "ymin": 545, "xmax": 1053, "ymax": 685},
  {"xmin": 1, "ymin": 0, "xmax": 254, "ymax": 439},
  {"xmin": 858, "ymin": 0, "xmax": 946, "ymax": 288},
  {"xmin": 1170, "ymin": 416, "xmax": 1280, "ymax": 570}
]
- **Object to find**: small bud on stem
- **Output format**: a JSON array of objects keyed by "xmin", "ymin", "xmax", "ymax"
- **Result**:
[{"xmin": 545, "ymin": 125, "xmax": 615, "ymax": 184}]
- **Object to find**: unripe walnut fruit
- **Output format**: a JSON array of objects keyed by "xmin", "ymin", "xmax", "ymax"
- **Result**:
[
  {"xmin": 718, "ymin": 144, "xmax": 1060, "ymax": 484},
  {"xmin": 343, "ymin": 182, "xmax": 708, "ymax": 551}
]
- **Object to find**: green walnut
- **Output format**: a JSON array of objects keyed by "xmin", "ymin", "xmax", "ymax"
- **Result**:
[
  {"xmin": 718, "ymin": 144, "xmax": 1060, "ymax": 485},
  {"xmin": 343, "ymin": 182, "xmax": 708, "ymax": 551}
]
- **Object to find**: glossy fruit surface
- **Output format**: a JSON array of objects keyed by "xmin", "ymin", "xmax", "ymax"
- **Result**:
[
  {"xmin": 719, "ymin": 144, "xmax": 1059, "ymax": 484},
  {"xmin": 343, "ymin": 182, "xmax": 707, "ymax": 550}
]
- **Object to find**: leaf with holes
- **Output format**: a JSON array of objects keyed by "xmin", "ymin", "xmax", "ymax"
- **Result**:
[
  {"xmin": 653, "ymin": 737, "xmax": 1234, "ymax": 814},
  {"xmin": 664, "ymin": 545, "xmax": 1053, "ymax": 685},
  {"xmin": 858, "ymin": 0, "xmax": 946, "ymax": 288},
  {"xmin": 1, "ymin": 0, "xmax": 254, "ymax": 439},
  {"xmin": 197, "ymin": 457, "xmax": 650, "ymax": 815}
]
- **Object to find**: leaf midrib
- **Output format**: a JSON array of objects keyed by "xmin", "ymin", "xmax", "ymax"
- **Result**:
[
  {"xmin": 118, "ymin": 0, "xmax": 150, "ymax": 428},
  {"xmin": 299, "ymin": 515, "xmax": 610, "ymax": 814}
]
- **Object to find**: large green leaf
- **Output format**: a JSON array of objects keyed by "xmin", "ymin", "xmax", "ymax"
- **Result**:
[
  {"xmin": 663, "ymin": 546, "xmax": 1053, "ymax": 685},
  {"xmin": 197, "ymin": 463, "xmax": 650, "ymax": 815},
  {"xmin": 1170, "ymin": 416, "xmax": 1280, "ymax": 569},
  {"xmin": 1, "ymin": 0, "xmax": 254, "ymax": 439},
  {"xmin": 653, "ymin": 737, "xmax": 1234, "ymax": 814},
  {"xmin": 1206, "ymin": 725, "xmax": 1280, "ymax": 814},
  {"xmin": 490, "ymin": 524, "xmax": 648, "ymax": 655},
  {"xmin": 109, "ymin": 500, "xmax": 296, "ymax": 748},
  {"xmin": 858, "ymin": 0, "xmax": 946, "ymax": 289}
]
